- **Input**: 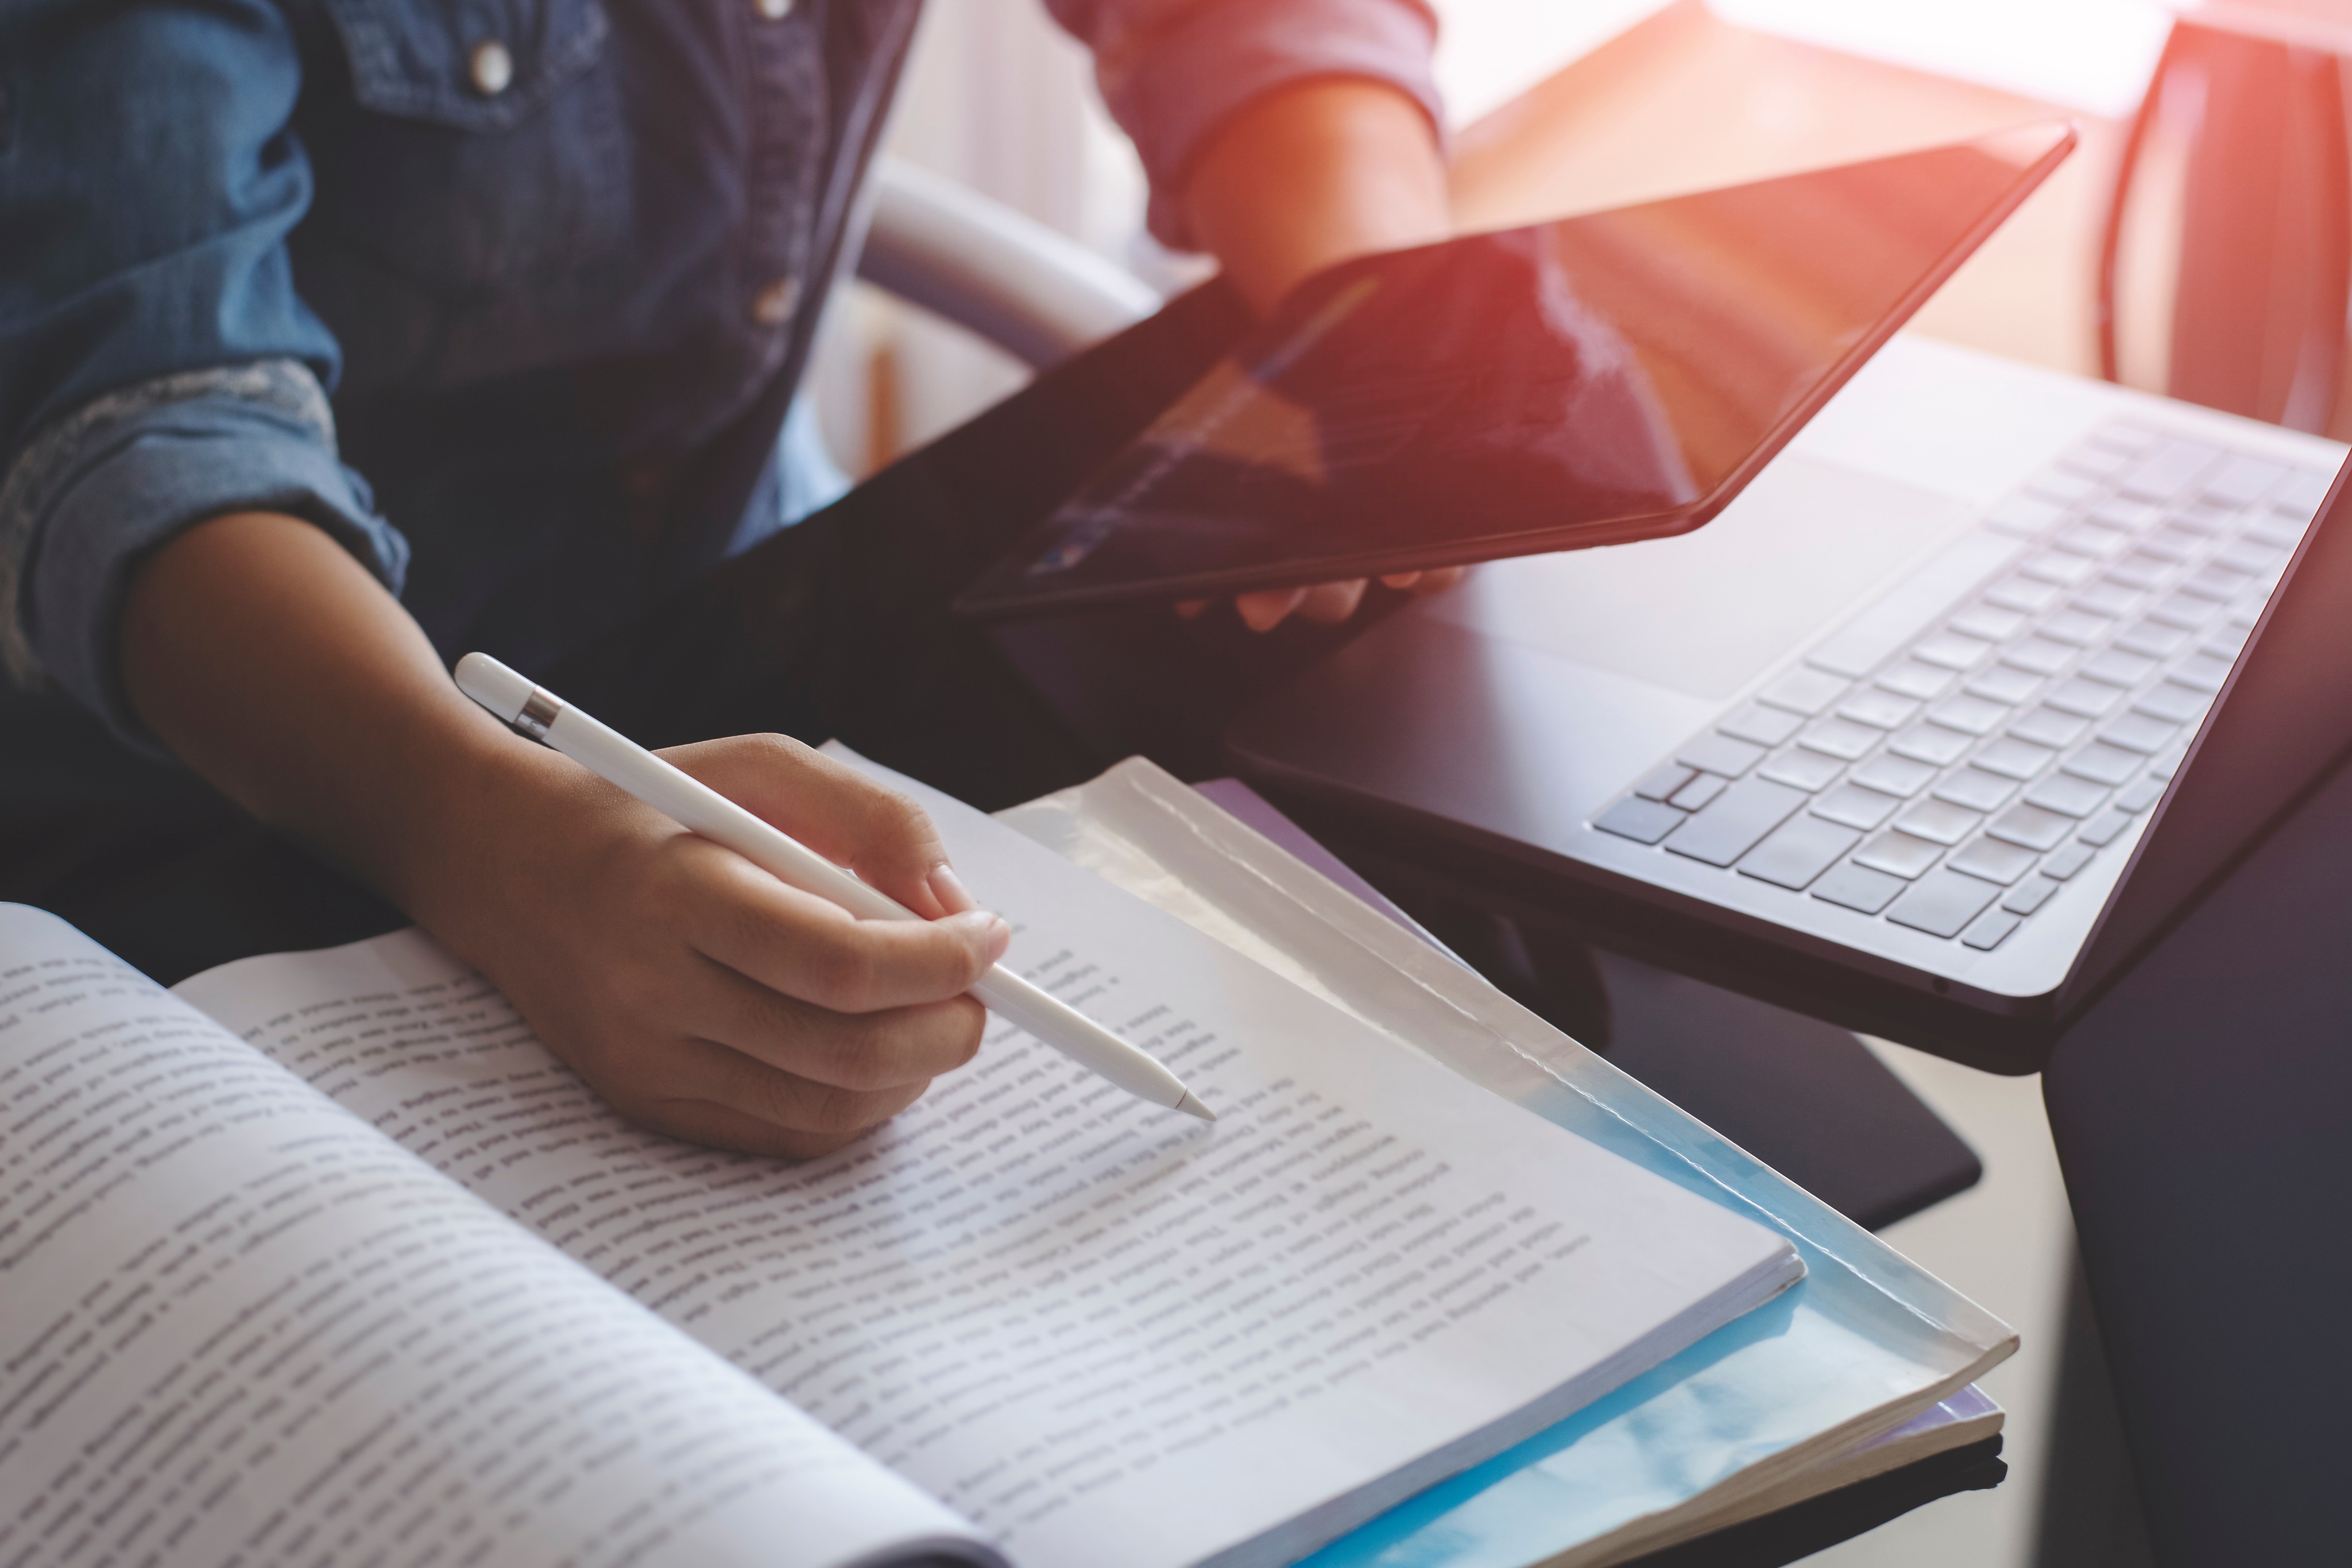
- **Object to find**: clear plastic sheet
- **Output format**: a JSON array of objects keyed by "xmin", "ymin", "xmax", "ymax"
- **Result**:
[{"xmin": 996, "ymin": 757, "xmax": 2013, "ymax": 1568}]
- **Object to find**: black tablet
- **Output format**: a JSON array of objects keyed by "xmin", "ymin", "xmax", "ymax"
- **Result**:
[{"xmin": 954, "ymin": 123, "xmax": 2075, "ymax": 620}]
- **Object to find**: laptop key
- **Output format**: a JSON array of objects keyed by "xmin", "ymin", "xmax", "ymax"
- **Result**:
[
  {"xmin": 1838, "ymin": 688, "xmax": 1920, "ymax": 730},
  {"xmin": 2022, "ymin": 551, "xmax": 2096, "ymax": 587},
  {"xmin": 2040, "ymin": 607, "xmax": 2114, "ymax": 647},
  {"xmin": 1912, "ymin": 632, "xmax": 1994, "ymax": 670},
  {"xmin": 1895, "ymin": 797, "xmax": 1983, "ymax": 846},
  {"xmin": 2168, "ymin": 651, "xmax": 2233, "ymax": 693},
  {"xmin": 2115, "ymin": 777, "xmax": 2166, "ymax": 813},
  {"xmin": 2077, "ymin": 808, "xmax": 2134, "ymax": 847},
  {"xmin": 2113, "ymin": 620, "xmax": 2189, "ymax": 658},
  {"xmin": 1951, "ymin": 603, "xmax": 2028, "ymax": 641},
  {"xmin": 2100, "ymin": 712, "xmax": 2176, "ymax": 754},
  {"xmin": 2120, "ymin": 438, "xmax": 2221, "ymax": 501},
  {"xmin": 2002, "ymin": 637, "xmax": 2076, "ymax": 676},
  {"xmin": 1812, "ymin": 783, "xmax": 1902, "ymax": 830},
  {"xmin": 2044, "ymin": 678, "xmax": 2124, "ymax": 718},
  {"xmin": 1886, "ymin": 870, "xmax": 2002, "ymax": 938},
  {"xmin": 1875, "ymin": 661, "xmax": 1957, "ymax": 700},
  {"xmin": 2026, "ymin": 772, "xmax": 2110, "ymax": 817},
  {"xmin": 1850, "ymin": 752, "xmax": 1938, "ymax": 797},
  {"xmin": 1719, "ymin": 703, "xmax": 1805, "ymax": 747},
  {"xmin": 1961, "ymin": 909, "xmax": 2026, "ymax": 951},
  {"xmin": 1800, "ymin": 717, "xmax": 1883, "ymax": 761},
  {"xmin": 2003, "ymin": 876, "xmax": 2061, "ymax": 915},
  {"xmin": 1738, "ymin": 815, "xmax": 1864, "ymax": 890},
  {"xmin": 2088, "ymin": 494, "xmax": 2161, "ymax": 531},
  {"xmin": 2072, "ymin": 580, "xmax": 2143, "ymax": 618},
  {"xmin": 2149, "ymin": 592, "xmax": 2219, "ymax": 629},
  {"xmin": 2079, "ymin": 648, "xmax": 2157, "ymax": 687},
  {"xmin": 1948, "ymin": 835, "xmax": 2039, "ymax": 885},
  {"xmin": 1986, "ymin": 575, "xmax": 2063, "ymax": 614},
  {"xmin": 1677, "ymin": 733, "xmax": 1766, "ymax": 777},
  {"xmin": 1670, "ymin": 773, "xmax": 1728, "ymax": 810},
  {"xmin": 1812, "ymin": 862, "xmax": 1908, "ymax": 913},
  {"xmin": 2269, "ymin": 467, "xmax": 2333, "ymax": 516},
  {"xmin": 2243, "ymin": 515, "xmax": 2304, "ymax": 548},
  {"xmin": 2043, "ymin": 842, "xmax": 2096, "ymax": 880},
  {"xmin": 2133, "ymin": 528, "xmax": 2196, "ymax": 564},
  {"xmin": 2064, "ymin": 742, "xmax": 2143, "ymax": 787},
  {"xmin": 2203, "ymin": 623, "xmax": 2253, "ymax": 659},
  {"xmin": 1594, "ymin": 796, "xmax": 1686, "ymax": 845},
  {"xmin": 1662, "ymin": 778, "xmax": 1809, "ymax": 866},
  {"xmin": 1758, "ymin": 746, "xmax": 1846, "ymax": 792},
  {"xmin": 2150, "ymin": 741, "xmax": 2190, "ymax": 780},
  {"xmin": 2105, "ymin": 553, "xmax": 2169, "ymax": 591},
  {"xmin": 2154, "ymin": 512, "xmax": 2230, "ymax": 550},
  {"xmin": 1987, "ymin": 803, "xmax": 2075, "ymax": 851},
  {"xmin": 1934, "ymin": 768, "xmax": 2018, "ymax": 813},
  {"xmin": 2134, "ymin": 681, "xmax": 2208, "ymax": 724},
  {"xmin": 1633, "ymin": 762, "xmax": 1698, "ymax": 802},
  {"xmin": 2201, "ymin": 454, "xmax": 2286, "ymax": 506},
  {"xmin": 1888, "ymin": 723, "xmax": 1974, "ymax": 766},
  {"xmin": 2053, "ymin": 523, "xmax": 2130, "ymax": 560},
  {"xmin": 1972, "ymin": 736, "xmax": 2057, "ymax": 780},
  {"xmin": 1964, "ymin": 664, "xmax": 2043, "ymax": 706},
  {"xmin": 2181, "ymin": 563, "xmax": 2249, "ymax": 601},
  {"xmin": 1758, "ymin": 665, "xmax": 1851, "ymax": 716},
  {"xmin": 1927, "ymin": 695, "xmax": 2008, "ymax": 735},
  {"xmin": 1854, "ymin": 830, "xmax": 1946, "ymax": 880},
  {"xmin": 2010, "ymin": 706, "xmax": 2091, "ymax": 749},
  {"xmin": 2213, "ymin": 540, "xmax": 2283, "ymax": 575}
]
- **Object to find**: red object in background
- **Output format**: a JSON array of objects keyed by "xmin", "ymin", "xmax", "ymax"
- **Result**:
[{"xmin": 2101, "ymin": 3, "xmax": 2352, "ymax": 435}]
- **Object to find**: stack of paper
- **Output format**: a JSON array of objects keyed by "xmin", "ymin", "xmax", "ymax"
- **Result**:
[{"xmin": 996, "ymin": 755, "xmax": 2013, "ymax": 1566}]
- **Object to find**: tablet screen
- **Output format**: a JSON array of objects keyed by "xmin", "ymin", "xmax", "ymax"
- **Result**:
[{"xmin": 957, "ymin": 124, "xmax": 2072, "ymax": 616}]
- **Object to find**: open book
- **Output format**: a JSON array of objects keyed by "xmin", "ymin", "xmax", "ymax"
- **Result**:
[{"xmin": 0, "ymin": 772, "xmax": 1800, "ymax": 1568}]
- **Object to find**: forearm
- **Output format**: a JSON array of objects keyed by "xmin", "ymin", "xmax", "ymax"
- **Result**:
[
  {"xmin": 118, "ymin": 510, "xmax": 546, "ymax": 920},
  {"xmin": 1183, "ymin": 78, "xmax": 1449, "ymax": 316}
]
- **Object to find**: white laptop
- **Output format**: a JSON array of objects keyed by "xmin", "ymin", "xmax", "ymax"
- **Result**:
[{"xmin": 1225, "ymin": 335, "xmax": 2351, "ymax": 1065}]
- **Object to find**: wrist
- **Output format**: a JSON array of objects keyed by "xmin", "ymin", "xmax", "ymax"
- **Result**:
[{"xmin": 1185, "ymin": 78, "xmax": 1450, "ymax": 315}]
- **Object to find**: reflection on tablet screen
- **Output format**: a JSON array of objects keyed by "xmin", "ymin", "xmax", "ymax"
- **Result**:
[{"xmin": 961, "ymin": 124, "xmax": 2075, "ymax": 615}]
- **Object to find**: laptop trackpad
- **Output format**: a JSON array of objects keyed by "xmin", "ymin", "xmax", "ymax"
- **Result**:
[{"xmin": 1417, "ymin": 455, "xmax": 1971, "ymax": 701}]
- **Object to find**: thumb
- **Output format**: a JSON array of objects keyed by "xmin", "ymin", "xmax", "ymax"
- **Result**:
[{"xmin": 660, "ymin": 733, "xmax": 964, "ymax": 916}]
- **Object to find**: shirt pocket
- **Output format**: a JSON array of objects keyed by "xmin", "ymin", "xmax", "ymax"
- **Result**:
[{"xmin": 313, "ymin": 0, "xmax": 628, "ymax": 293}]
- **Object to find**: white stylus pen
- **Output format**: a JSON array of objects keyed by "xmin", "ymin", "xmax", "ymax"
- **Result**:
[{"xmin": 454, "ymin": 654, "xmax": 1214, "ymax": 1122}]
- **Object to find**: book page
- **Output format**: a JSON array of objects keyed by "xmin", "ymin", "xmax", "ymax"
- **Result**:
[
  {"xmin": 0, "ymin": 904, "xmax": 1001, "ymax": 1568},
  {"xmin": 177, "ymin": 779, "xmax": 1800, "ymax": 1568}
]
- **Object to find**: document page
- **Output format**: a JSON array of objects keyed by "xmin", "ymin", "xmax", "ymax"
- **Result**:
[
  {"xmin": 0, "ymin": 905, "xmax": 1000, "ymax": 1568},
  {"xmin": 177, "ymin": 777, "xmax": 1800, "ymax": 1568}
]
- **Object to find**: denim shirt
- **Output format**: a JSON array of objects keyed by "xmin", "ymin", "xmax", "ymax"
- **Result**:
[{"xmin": 0, "ymin": 0, "xmax": 1440, "ymax": 741}]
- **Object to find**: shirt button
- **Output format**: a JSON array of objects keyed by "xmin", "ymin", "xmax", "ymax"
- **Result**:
[
  {"xmin": 752, "ymin": 277, "xmax": 800, "ymax": 327},
  {"xmin": 753, "ymin": 0, "xmax": 794, "ymax": 17},
  {"xmin": 469, "ymin": 40, "xmax": 514, "ymax": 96}
]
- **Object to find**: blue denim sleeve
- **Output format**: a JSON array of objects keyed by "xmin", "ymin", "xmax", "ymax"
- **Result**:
[
  {"xmin": 1041, "ymin": 0, "xmax": 1444, "ymax": 250},
  {"xmin": 0, "ymin": 0, "xmax": 406, "ymax": 744}
]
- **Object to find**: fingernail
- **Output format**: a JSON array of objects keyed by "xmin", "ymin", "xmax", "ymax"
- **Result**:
[
  {"xmin": 929, "ymin": 863, "xmax": 975, "ymax": 913},
  {"xmin": 950, "ymin": 911, "xmax": 1012, "ymax": 965}
]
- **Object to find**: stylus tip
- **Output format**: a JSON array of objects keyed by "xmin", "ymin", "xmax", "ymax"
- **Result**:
[{"xmin": 1174, "ymin": 1092, "xmax": 1216, "ymax": 1122}]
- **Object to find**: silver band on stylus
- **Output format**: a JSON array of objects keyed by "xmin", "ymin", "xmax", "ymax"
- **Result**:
[{"xmin": 515, "ymin": 688, "xmax": 563, "ymax": 742}]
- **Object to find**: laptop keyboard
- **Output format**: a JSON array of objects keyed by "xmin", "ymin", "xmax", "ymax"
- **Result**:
[{"xmin": 1589, "ymin": 423, "xmax": 2333, "ymax": 951}]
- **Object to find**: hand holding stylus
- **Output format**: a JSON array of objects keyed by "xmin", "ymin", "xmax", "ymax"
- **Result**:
[{"xmin": 455, "ymin": 656, "xmax": 1213, "ymax": 1124}]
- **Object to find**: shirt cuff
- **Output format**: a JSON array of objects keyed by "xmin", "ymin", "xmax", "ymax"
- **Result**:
[
  {"xmin": 0, "ymin": 359, "xmax": 408, "ymax": 748},
  {"xmin": 1094, "ymin": 0, "xmax": 1444, "ymax": 251}
]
